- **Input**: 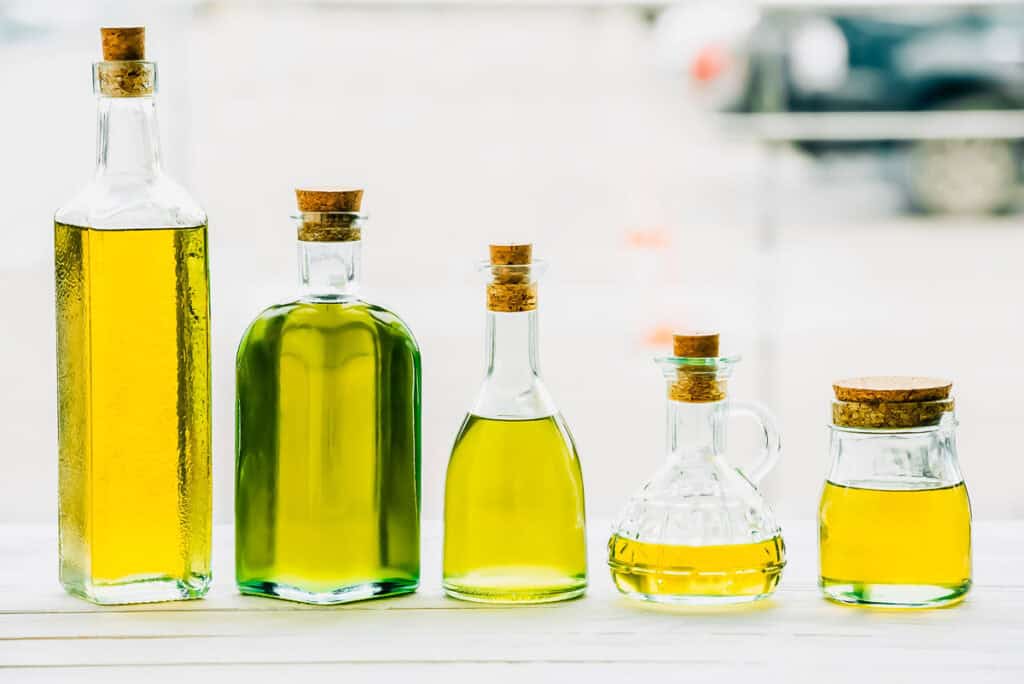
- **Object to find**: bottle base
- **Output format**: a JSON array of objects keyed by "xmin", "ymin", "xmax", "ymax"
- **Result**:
[
  {"xmin": 443, "ymin": 580, "xmax": 586, "ymax": 605},
  {"xmin": 61, "ymin": 573, "xmax": 211, "ymax": 605},
  {"xmin": 615, "ymin": 589, "xmax": 776, "ymax": 606},
  {"xmin": 237, "ymin": 578, "xmax": 418, "ymax": 605},
  {"xmin": 820, "ymin": 578, "xmax": 971, "ymax": 608}
]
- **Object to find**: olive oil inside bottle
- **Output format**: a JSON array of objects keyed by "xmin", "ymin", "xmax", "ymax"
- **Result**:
[
  {"xmin": 443, "ymin": 414, "xmax": 587, "ymax": 603},
  {"xmin": 55, "ymin": 222, "xmax": 212, "ymax": 603},
  {"xmin": 608, "ymin": 535, "xmax": 785, "ymax": 601},
  {"xmin": 235, "ymin": 299, "xmax": 421, "ymax": 603},
  {"xmin": 819, "ymin": 480, "xmax": 971, "ymax": 606}
]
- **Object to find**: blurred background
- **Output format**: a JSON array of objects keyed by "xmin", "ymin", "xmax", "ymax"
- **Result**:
[{"xmin": 1, "ymin": 0, "xmax": 1022, "ymax": 527}]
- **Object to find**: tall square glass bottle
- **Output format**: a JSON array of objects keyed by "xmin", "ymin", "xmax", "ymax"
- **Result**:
[{"xmin": 54, "ymin": 27, "xmax": 211, "ymax": 604}]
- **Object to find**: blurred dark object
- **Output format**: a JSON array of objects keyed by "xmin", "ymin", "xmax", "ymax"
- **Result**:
[{"xmin": 680, "ymin": 2, "xmax": 1024, "ymax": 214}]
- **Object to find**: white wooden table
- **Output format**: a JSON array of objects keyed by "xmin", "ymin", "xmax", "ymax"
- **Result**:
[{"xmin": 2, "ymin": 521, "xmax": 1022, "ymax": 683}]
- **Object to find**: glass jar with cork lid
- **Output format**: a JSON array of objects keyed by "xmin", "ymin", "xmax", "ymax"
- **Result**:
[
  {"xmin": 607, "ymin": 332, "xmax": 785, "ymax": 605},
  {"xmin": 819, "ymin": 377, "xmax": 972, "ymax": 608}
]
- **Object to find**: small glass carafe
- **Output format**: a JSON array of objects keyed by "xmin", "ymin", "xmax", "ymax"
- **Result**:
[
  {"xmin": 819, "ymin": 377, "xmax": 971, "ymax": 608},
  {"xmin": 443, "ymin": 244, "xmax": 587, "ymax": 604},
  {"xmin": 608, "ymin": 332, "xmax": 785, "ymax": 605}
]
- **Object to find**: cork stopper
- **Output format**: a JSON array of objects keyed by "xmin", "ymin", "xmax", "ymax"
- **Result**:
[
  {"xmin": 295, "ymin": 188, "xmax": 363, "ymax": 213},
  {"xmin": 487, "ymin": 243, "xmax": 537, "ymax": 312},
  {"xmin": 101, "ymin": 27, "xmax": 145, "ymax": 61},
  {"xmin": 833, "ymin": 377, "xmax": 952, "ymax": 403},
  {"xmin": 95, "ymin": 27, "xmax": 154, "ymax": 97},
  {"xmin": 832, "ymin": 376, "xmax": 955, "ymax": 429},
  {"xmin": 668, "ymin": 331, "xmax": 726, "ymax": 403},
  {"xmin": 673, "ymin": 332, "xmax": 720, "ymax": 358},
  {"xmin": 489, "ymin": 244, "xmax": 532, "ymax": 266},
  {"xmin": 295, "ymin": 187, "xmax": 364, "ymax": 242}
]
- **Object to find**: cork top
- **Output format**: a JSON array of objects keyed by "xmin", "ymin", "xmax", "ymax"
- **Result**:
[
  {"xmin": 295, "ymin": 188, "xmax": 364, "ymax": 213},
  {"xmin": 666, "ymin": 331, "xmax": 729, "ymax": 403},
  {"xmin": 833, "ymin": 377, "xmax": 952, "ymax": 403},
  {"xmin": 489, "ymin": 244, "xmax": 532, "ymax": 266},
  {"xmin": 486, "ymin": 243, "xmax": 537, "ymax": 312},
  {"xmin": 101, "ymin": 27, "xmax": 145, "ymax": 61},
  {"xmin": 832, "ymin": 376, "xmax": 955, "ymax": 429},
  {"xmin": 95, "ymin": 27, "xmax": 154, "ymax": 97},
  {"xmin": 294, "ymin": 187, "xmax": 365, "ymax": 242},
  {"xmin": 673, "ymin": 331, "xmax": 720, "ymax": 358}
]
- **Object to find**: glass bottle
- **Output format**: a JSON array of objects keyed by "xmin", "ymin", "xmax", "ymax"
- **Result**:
[
  {"xmin": 608, "ymin": 332, "xmax": 785, "ymax": 605},
  {"xmin": 54, "ymin": 27, "xmax": 211, "ymax": 604},
  {"xmin": 820, "ymin": 376, "xmax": 971, "ymax": 608},
  {"xmin": 235, "ymin": 188, "xmax": 421, "ymax": 604},
  {"xmin": 443, "ymin": 244, "xmax": 587, "ymax": 604}
]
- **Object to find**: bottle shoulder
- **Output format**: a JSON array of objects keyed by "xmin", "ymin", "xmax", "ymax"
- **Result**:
[
  {"xmin": 237, "ymin": 298, "xmax": 420, "ymax": 354},
  {"xmin": 55, "ymin": 173, "xmax": 206, "ymax": 229}
]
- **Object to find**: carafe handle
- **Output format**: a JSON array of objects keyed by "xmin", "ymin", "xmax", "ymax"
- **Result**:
[{"xmin": 728, "ymin": 400, "xmax": 781, "ymax": 485}]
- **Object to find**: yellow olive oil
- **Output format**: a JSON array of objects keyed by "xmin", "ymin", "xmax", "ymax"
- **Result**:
[
  {"xmin": 819, "ymin": 480, "xmax": 971, "ymax": 606},
  {"xmin": 235, "ymin": 300, "xmax": 421, "ymax": 603},
  {"xmin": 55, "ymin": 222, "xmax": 212, "ymax": 603},
  {"xmin": 443, "ymin": 414, "xmax": 587, "ymax": 603},
  {"xmin": 608, "ymin": 535, "xmax": 785, "ymax": 601}
]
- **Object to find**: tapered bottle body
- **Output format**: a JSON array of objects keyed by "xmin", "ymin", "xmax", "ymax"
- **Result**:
[
  {"xmin": 443, "ymin": 245, "xmax": 587, "ymax": 604},
  {"xmin": 235, "ymin": 195, "xmax": 421, "ymax": 604},
  {"xmin": 55, "ymin": 29, "xmax": 211, "ymax": 604}
]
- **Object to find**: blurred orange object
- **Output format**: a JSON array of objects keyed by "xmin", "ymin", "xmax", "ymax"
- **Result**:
[
  {"xmin": 691, "ymin": 43, "xmax": 728, "ymax": 84},
  {"xmin": 625, "ymin": 228, "xmax": 670, "ymax": 250}
]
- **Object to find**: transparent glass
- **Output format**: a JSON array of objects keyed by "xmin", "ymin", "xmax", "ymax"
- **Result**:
[
  {"xmin": 443, "ymin": 261, "xmax": 587, "ymax": 604},
  {"xmin": 235, "ymin": 215, "xmax": 421, "ymax": 604},
  {"xmin": 819, "ymin": 413, "xmax": 972, "ymax": 607},
  {"xmin": 608, "ymin": 357, "xmax": 785, "ymax": 605},
  {"xmin": 54, "ymin": 69, "xmax": 211, "ymax": 604}
]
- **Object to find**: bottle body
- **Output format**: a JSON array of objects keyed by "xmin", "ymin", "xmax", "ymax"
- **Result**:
[
  {"xmin": 443, "ymin": 413, "xmax": 587, "ymax": 603},
  {"xmin": 55, "ymin": 59, "xmax": 211, "ymax": 603},
  {"xmin": 235, "ymin": 297, "xmax": 421, "ymax": 603},
  {"xmin": 819, "ymin": 415, "xmax": 971, "ymax": 607}
]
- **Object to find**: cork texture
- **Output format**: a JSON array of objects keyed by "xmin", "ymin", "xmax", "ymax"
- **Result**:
[
  {"xmin": 669, "ymin": 372, "xmax": 727, "ymax": 403},
  {"xmin": 832, "ymin": 398, "xmax": 955, "ymax": 429},
  {"xmin": 673, "ymin": 332, "xmax": 720, "ymax": 358},
  {"xmin": 668, "ymin": 330, "xmax": 726, "ymax": 402},
  {"xmin": 833, "ymin": 376, "xmax": 952, "ymax": 403},
  {"xmin": 487, "ymin": 243, "xmax": 536, "ymax": 312},
  {"xmin": 295, "ymin": 188, "xmax": 364, "ymax": 242},
  {"xmin": 295, "ymin": 188, "xmax": 363, "ymax": 213},
  {"xmin": 95, "ymin": 62, "xmax": 155, "ymax": 97},
  {"xmin": 101, "ymin": 27, "xmax": 145, "ymax": 61},
  {"xmin": 489, "ymin": 244, "xmax": 532, "ymax": 265}
]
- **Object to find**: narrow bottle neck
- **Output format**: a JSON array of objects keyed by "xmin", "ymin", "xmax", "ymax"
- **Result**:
[
  {"xmin": 485, "ymin": 309, "xmax": 540, "ymax": 381},
  {"xmin": 298, "ymin": 240, "xmax": 362, "ymax": 298},
  {"xmin": 96, "ymin": 96, "xmax": 162, "ymax": 178},
  {"xmin": 666, "ymin": 399, "xmax": 727, "ymax": 464}
]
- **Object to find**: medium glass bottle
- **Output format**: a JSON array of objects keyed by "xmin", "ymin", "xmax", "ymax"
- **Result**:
[
  {"xmin": 608, "ymin": 332, "xmax": 785, "ymax": 604},
  {"xmin": 54, "ymin": 27, "xmax": 211, "ymax": 604},
  {"xmin": 235, "ymin": 188, "xmax": 421, "ymax": 604},
  {"xmin": 820, "ymin": 376, "xmax": 971, "ymax": 608},
  {"xmin": 443, "ymin": 244, "xmax": 587, "ymax": 604}
]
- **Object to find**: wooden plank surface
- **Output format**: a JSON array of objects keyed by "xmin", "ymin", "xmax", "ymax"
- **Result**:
[{"xmin": 2, "ymin": 521, "xmax": 1022, "ymax": 682}]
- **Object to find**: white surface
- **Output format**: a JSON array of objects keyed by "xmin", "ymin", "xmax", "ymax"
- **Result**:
[{"xmin": 1, "ymin": 520, "xmax": 1022, "ymax": 682}]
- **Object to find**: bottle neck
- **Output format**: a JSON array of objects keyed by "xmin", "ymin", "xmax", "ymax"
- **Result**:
[
  {"xmin": 95, "ymin": 96, "xmax": 162, "ymax": 178},
  {"xmin": 298, "ymin": 240, "xmax": 362, "ymax": 299},
  {"xmin": 485, "ymin": 309, "xmax": 540, "ymax": 381},
  {"xmin": 666, "ymin": 399, "xmax": 727, "ymax": 464}
]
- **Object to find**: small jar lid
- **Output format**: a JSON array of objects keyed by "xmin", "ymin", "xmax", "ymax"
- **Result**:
[{"xmin": 832, "ymin": 376, "xmax": 954, "ymax": 429}]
